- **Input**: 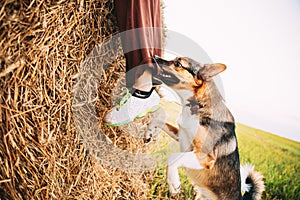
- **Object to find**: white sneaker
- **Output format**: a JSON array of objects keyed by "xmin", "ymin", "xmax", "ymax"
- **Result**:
[{"xmin": 104, "ymin": 88, "xmax": 160, "ymax": 126}]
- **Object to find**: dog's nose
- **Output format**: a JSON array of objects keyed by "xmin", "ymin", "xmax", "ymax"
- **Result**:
[
  {"xmin": 153, "ymin": 55, "xmax": 161, "ymax": 61},
  {"xmin": 153, "ymin": 55, "xmax": 164, "ymax": 63}
]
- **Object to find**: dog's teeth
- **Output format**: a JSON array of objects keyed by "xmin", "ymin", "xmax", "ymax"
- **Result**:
[
  {"xmin": 161, "ymin": 74, "xmax": 170, "ymax": 78},
  {"xmin": 161, "ymin": 74, "xmax": 171, "ymax": 78}
]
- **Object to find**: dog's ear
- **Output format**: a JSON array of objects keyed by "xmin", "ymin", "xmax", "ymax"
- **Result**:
[{"xmin": 196, "ymin": 63, "xmax": 226, "ymax": 82}]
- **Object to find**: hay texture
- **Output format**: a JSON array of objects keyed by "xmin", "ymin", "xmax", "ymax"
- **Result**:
[{"xmin": 0, "ymin": 0, "xmax": 164, "ymax": 199}]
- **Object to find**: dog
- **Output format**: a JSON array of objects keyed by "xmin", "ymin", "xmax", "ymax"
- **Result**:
[{"xmin": 147, "ymin": 55, "xmax": 265, "ymax": 199}]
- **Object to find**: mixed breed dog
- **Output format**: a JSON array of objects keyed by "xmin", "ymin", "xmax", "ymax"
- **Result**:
[{"xmin": 108, "ymin": 56, "xmax": 265, "ymax": 199}]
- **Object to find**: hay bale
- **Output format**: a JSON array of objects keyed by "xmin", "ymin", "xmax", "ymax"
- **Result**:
[{"xmin": 0, "ymin": 0, "xmax": 163, "ymax": 199}]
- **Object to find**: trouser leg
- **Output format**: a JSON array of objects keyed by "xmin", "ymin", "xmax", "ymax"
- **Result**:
[{"xmin": 114, "ymin": 0, "xmax": 162, "ymax": 88}]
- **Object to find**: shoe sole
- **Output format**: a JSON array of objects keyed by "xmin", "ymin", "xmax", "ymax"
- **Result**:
[{"xmin": 105, "ymin": 105, "xmax": 160, "ymax": 127}]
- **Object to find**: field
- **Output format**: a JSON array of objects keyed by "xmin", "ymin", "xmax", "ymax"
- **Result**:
[
  {"xmin": 236, "ymin": 123, "xmax": 300, "ymax": 199},
  {"xmin": 148, "ymin": 122, "xmax": 300, "ymax": 199}
]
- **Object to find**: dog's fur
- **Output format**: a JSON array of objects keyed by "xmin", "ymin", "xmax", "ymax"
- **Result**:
[{"xmin": 147, "ymin": 56, "xmax": 265, "ymax": 199}]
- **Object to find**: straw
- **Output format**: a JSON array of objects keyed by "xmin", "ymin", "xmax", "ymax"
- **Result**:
[{"xmin": 0, "ymin": 1, "xmax": 166, "ymax": 199}]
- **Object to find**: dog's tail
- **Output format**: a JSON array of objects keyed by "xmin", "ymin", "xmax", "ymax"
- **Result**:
[{"xmin": 240, "ymin": 164, "xmax": 265, "ymax": 200}]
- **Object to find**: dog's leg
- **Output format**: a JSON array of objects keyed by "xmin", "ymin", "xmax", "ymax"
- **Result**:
[
  {"xmin": 146, "ymin": 107, "xmax": 179, "ymax": 141},
  {"xmin": 147, "ymin": 121, "xmax": 179, "ymax": 141},
  {"xmin": 167, "ymin": 151, "xmax": 204, "ymax": 194},
  {"xmin": 146, "ymin": 107, "xmax": 165, "ymax": 140}
]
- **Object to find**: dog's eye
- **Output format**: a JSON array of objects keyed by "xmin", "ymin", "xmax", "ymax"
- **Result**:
[{"xmin": 174, "ymin": 61, "xmax": 183, "ymax": 68}]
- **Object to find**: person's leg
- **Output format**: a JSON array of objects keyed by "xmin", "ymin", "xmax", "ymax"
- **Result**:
[
  {"xmin": 104, "ymin": 0, "xmax": 162, "ymax": 126},
  {"xmin": 114, "ymin": 0, "xmax": 162, "ymax": 89},
  {"xmin": 133, "ymin": 69, "xmax": 153, "ymax": 91}
]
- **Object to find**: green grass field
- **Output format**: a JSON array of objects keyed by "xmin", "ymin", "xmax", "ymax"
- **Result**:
[{"xmin": 149, "ymin": 123, "xmax": 300, "ymax": 199}]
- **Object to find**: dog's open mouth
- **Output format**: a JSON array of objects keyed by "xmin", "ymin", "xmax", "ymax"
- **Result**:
[
  {"xmin": 155, "ymin": 68, "xmax": 180, "ymax": 86},
  {"xmin": 153, "ymin": 55, "xmax": 180, "ymax": 86}
]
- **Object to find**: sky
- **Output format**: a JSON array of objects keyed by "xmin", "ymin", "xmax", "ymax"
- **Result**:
[{"xmin": 163, "ymin": 0, "xmax": 300, "ymax": 142}]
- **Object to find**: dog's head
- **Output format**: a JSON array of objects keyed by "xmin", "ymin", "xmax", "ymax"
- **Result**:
[{"xmin": 154, "ymin": 55, "xmax": 226, "ymax": 90}]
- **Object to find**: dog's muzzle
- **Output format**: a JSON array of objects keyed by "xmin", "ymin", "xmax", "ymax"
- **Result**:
[
  {"xmin": 153, "ymin": 55, "xmax": 180, "ymax": 85},
  {"xmin": 153, "ymin": 55, "xmax": 172, "ymax": 67}
]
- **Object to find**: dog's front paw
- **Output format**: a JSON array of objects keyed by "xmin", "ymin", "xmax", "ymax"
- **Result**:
[{"xmin": 145, "ymin": 125, "xmax": 158, "ymax": 143}]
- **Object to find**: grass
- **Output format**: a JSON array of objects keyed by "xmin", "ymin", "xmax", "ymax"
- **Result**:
[
  {"xmin": 148, "ymin": 122, "xmax": 300, "ymax": 199},
  {"xmin": 236, "ymin": 123, "xmax": 300, "ymax": 200}
]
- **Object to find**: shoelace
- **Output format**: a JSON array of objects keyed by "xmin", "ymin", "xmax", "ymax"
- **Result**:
[{"xmin": 116, "ymin": 88, "xmax": 131, "ymax": 111}]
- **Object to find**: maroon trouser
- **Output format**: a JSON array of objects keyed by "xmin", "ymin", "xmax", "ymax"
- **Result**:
[{"xmin": 114, "ymin": 0, "xmax": 162, "ymax": 88}]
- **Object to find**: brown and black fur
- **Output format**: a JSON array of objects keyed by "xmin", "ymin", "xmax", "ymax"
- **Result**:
[{"xmin": 150, "ymin": 56, "xmax": 264, "ymax": 200}]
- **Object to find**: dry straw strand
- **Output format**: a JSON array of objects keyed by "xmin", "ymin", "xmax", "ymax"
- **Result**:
[{"xmin": 0, "ymin": 0, "xmax": 167, "ymax": 199}]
